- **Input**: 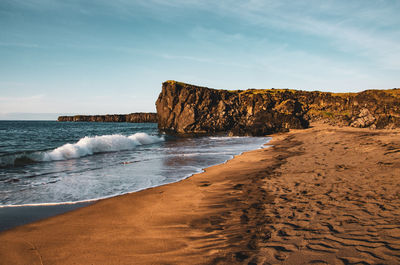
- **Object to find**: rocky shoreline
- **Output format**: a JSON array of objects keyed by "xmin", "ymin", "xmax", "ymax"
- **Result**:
[{"xmin": 58, "ymin": 81, "xmax": 400, "ymax": 135}]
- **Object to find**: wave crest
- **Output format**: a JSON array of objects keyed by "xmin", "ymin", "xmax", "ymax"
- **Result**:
[{"xmin": 0, "ymin": 133, "xmax": 164, "ymax": 167}]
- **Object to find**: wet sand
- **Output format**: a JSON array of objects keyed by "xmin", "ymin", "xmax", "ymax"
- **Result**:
[
  {"xmin": 0, "ymin": 203, "xmax": 91, "ymax": 232},
  {"xmin": 0, "ymin": 123, "xmax": 399, "ymax": 264}
]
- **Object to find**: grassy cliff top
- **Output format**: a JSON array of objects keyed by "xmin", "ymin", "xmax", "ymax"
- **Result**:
[{"xmin": 164, "ymin": 80, "xmax": 400, "ymax": 98}]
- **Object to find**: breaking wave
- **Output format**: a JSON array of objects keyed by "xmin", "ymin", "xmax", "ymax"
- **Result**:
[{"xmin": 0, "ymin": 133, "xmax": 164, "ymax": 167}]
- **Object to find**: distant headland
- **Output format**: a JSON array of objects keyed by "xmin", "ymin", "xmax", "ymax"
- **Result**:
[{"xmin": 58, "ymin": 113, "xmax": 157, "ymax": 123}]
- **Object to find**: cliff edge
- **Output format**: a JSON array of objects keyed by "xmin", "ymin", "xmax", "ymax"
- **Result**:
[{"xmin": 156, "ymin": 81, "xmax": 400, "ymax": 135}]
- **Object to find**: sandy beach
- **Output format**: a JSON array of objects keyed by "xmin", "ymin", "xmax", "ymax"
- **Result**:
[{"xmin": 1, "ymin": 123, "xmax": 400, "ymax": 264}]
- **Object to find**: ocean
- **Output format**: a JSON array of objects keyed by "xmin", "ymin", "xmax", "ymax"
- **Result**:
[{"xmin": 0, "ymin": 121, "xmax": 269, "ymax": 207}]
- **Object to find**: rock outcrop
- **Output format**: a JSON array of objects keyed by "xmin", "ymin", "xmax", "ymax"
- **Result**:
[
  {"xmin": 58, "ymin": 113, "xmax": 157, "ymax": 123},
  {"xmin": 350, "ymin": 108, "xmax": 376, "ymax": 128},
  {"xmin": 156, "ymin": 81, "xmax": 400, "ymax": 135}
]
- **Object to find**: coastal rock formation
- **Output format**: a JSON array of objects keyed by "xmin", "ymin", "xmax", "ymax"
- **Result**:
[
  {"xmin": 58, "ymin": 113, "xmax": 157, "ymax": 123},
  {"xmin": 350, "ymin": 108, "xmax": 376, "ymax": 128},
  {"xmin": 156, "ymin": 81, "xmax": 400, "ymax": 135}
]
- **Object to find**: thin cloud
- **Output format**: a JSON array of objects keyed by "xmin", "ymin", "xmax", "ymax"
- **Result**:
[
  {"xmin": 190, "ymin": 27, "xmax": 243, "ymax": 42},
  {"xmin": 136, "ymin": 0, "xmax": 400, "ymax": 70},
  {"xmin": 0, "ymin": 94, "xmax": 45, "ymax": 101},
  {"xmin": 161, "ymin": 54, "xmax": 213, "ymax": 63},
  {"xmin": 215, "ymin": 1, "xmax": 400, "ymax": 70}
]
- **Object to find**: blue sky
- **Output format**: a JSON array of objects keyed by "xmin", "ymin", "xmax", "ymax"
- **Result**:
[{"xmin": 1, "ymin": 0, "xmax": 399, "ymax": 119}]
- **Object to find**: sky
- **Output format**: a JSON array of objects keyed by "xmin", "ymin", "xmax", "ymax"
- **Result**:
[{"xmin": 1, "ymin": 0, "xmax": 399, "ymax": 119}]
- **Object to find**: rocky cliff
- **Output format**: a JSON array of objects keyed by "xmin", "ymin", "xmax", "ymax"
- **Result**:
[
  {"xmin": 156, "ymin": 81, "xmax": 400, "ymax": 136},
  {"xmin": 58, "ymin": 113, "xmax": 157, "ymax": 123}
]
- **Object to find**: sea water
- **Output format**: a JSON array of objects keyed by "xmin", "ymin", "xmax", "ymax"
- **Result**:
[{"xmin": 0, "ymin": 121, "xmax": 269, "ymax": 206}]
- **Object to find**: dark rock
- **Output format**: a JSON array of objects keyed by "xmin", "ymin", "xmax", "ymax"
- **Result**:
[
  {"xmin": 156, "ymin": 81, "xmax": 308, "ymax": 136},
  {"xmin": 156, "ymin": 81, "xmax": 400, "ymax": 135}
]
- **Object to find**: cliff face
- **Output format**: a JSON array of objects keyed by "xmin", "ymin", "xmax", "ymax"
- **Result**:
[
  {"xmin": 156, "ymin": 81, "xmax": 400, "ymax": 135},
  {"xmin": 58, "ymin": 113, "xmax": 157, "ymax": 123}
]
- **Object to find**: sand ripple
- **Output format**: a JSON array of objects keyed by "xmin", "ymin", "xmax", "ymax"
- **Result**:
[{"xmin": 253, "ymin": 126, "xmax": 400, "ymax": 265}]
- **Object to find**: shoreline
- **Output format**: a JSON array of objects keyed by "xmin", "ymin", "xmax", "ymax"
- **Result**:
[
  {"xmin": 0, "ymin": 136, "xmax": 270, "ymax": 233},
  {"xmin": 0, "ymin": 203, "xmax": 91, "ymax": 232},
  {"xmin": 1, "ymin": 123, "xmax": 399, "ymax": 264}
]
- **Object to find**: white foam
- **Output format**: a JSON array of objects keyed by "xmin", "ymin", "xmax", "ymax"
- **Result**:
[{"xmin": 42, "ymin": 133, "xmax": 164, "ymax": 161}]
